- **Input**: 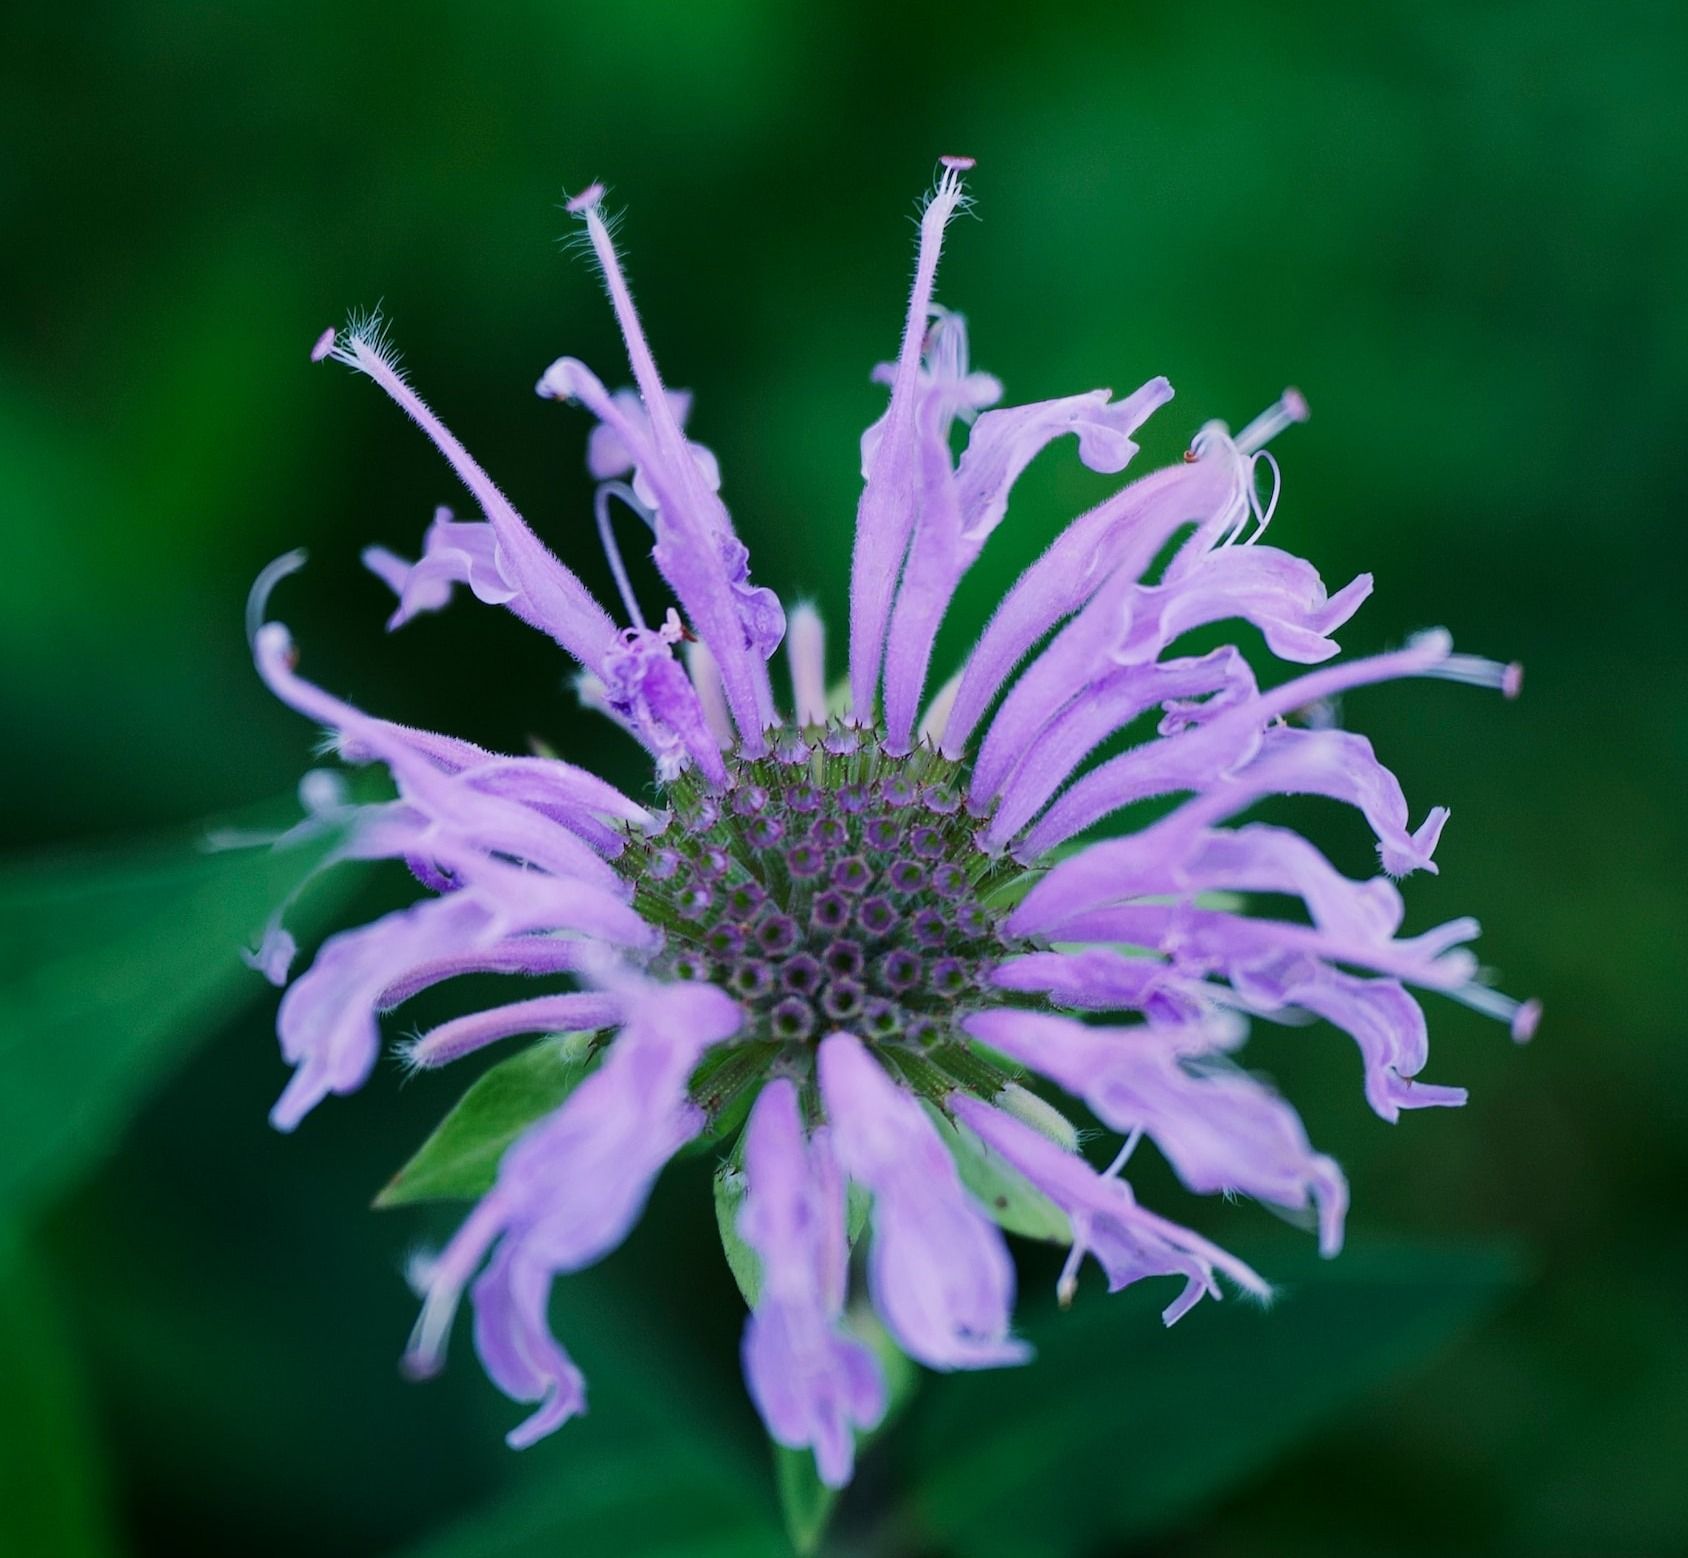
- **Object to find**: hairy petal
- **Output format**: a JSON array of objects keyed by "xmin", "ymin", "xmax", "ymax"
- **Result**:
[
  {"xmin": 952, "ymin": 1097, "xmax": 1270, "ymax": 1322},
  {"xmin": 321, "ymin": 324, "xmax": 618, "ymax": 665},
  {"xmin": 273, "ymin": 894, "xmax": 491, "ymax": 1130},
  {"xmin": 881, "ymin": 373, "xmax": 1172, "ymax": 751},
  {"xmin": 849, "ymin": 163, "xmax": 973, "ymax": 721},
  {"xmin": 819, "ymin": 1032, "xmax": 1028, "ymax": 1370},
  {"xmin": 406, "ymin": 992, "xmax": 626, "ymax": 1069},
  {"xmin": 983, "ymin": 649, "xmax": 1256, "ymax": 843},
  {"xmin": 738, "ymin": 1080, "xmax": 886, "ymax": 1487},
  {"xmin": 944, "ymin": 449, "xmax": 1246, "ymax": 758},
  {"xmin": 965, "ymin": 1010, "xmax": 1347, "ymax": 1255},
  {"xmin": 404, "ymin": 978, "xmax": 743, "ymax": 1437},
  {"xmin": 1019, "ymin": 631, "xmax": 1484, "ymax": 854}
]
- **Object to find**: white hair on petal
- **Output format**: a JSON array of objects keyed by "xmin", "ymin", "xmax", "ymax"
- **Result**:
[{"xmin": 561, "ymin": 188, "xmax": 626, "ymax": 271}]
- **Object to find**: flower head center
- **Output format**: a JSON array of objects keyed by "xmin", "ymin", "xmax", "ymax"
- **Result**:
[{"xmin": 630, "ymin": 725, "xmax": 1030, "ymax": 1067}]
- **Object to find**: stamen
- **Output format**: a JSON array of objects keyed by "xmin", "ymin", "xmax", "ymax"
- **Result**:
[
  {"xmin": 1216, "ymin": 449, "xmax": 1281, "ymax": 549},
  {"xmin": 246, "ymin": 548, "xmax": 309, "ymax": 646},
  {"xmin": 1430, "ymin": 652, "xmax": 1525, "ymax": 698},
  {"xmin": 1234, "ymin": 387, "xmax": 1309, "ymax": 456},
  {"xmin": 310, "ymin": 326, "xmax": 336, "ymax": 363},
  {"xmin": 1056, "ymin": 1232, "xmax": 1086, "ymax": 1308},
  {"xmin": 593, "ymin": 480, "xmax": 652, "ymax": 629},
  {"xmin": 1448, "ymin": 983, "xmax": 1542, "ymax": 1042},
  {"xmin": 1246, "ymin": 450, "xmax": 1281, "ymax": 543},
  {"xmin": 400, "ymin": 1195, "xmax": 505, "ymax": 1380},
  {"xmin": 1101, "ymin": 1127, "xmax": 1145, "ymax": 1180}
]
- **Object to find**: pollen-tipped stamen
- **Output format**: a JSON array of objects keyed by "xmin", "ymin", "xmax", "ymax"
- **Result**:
[
  {"xmin": 1234, "ymin": 387, "xmax": 1310, "ymax": 456},
  {"xmin": 594, "ymin": 480, "xmax": 654, "ymax": 630},
  {"xmin": 1447, "ymin": 982, "xmax": 1542, "ymax": 1041}
]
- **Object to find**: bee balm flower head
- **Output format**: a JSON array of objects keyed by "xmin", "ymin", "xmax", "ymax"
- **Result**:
[{"xmin": 249, "ymin": 159, "xmax": 1532, "ymax": 1487}]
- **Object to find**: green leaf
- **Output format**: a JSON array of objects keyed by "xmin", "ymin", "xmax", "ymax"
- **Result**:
[
  {"xmin": 904, "ymin": 1242, "xmax": 1518, "ymax": 1558},
  {"xmin": 924, "ymin": 1102, "xmax": 1072, "ymax": 1243},
  {"xmin": 712, "ymin": 1158, "xmax": 763, "ymax": 1308},
  {"xmin": 0, "ymin": 822, "xmax": 352, "ymax": 1223},
  {"xmin": 0, "ymin": 1237, "xmax": 121, "ymax": 1558},
  {"xmin": 774, "ymin": 1445, "xmax": 834, "ymax": 1557},
  {"xmin": 376, "ymin": 1033, "xmax": 596, "ymax": 1208}
]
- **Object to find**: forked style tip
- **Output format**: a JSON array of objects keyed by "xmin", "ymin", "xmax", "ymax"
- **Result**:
[{"xmin": 566, "ymin": 182, "xmax": 606, "ymax": 215}]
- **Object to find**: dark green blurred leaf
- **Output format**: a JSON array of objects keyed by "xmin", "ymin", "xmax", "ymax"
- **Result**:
[
  {"xmin": 906, "ymin": 1244, "xmax": 1518, "ymax": 1558},
  {"xmin": 0, "ymin": 1237, "xmax": 120, "ymax": 1558},
  {"xmin": 396, "ymin": 1256, "xmax": 788, "ymax": 1558},
  {"xmin": 399, "ymin": 1449, "xmax": 788, "ymax": 1558},
  {"xmin": 773, "ymin": 1447, "xmax": 833, "ymax": 1558},
  {"xmin": 376, "ymin": 1033, "xmax": 595, "ymax": 1208},
  {"xmin": 0, "ymin": 824, "xmax": 351, "ymax": 1223}
]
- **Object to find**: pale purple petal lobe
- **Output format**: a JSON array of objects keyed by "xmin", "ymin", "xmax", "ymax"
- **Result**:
[
  {"xmin": 738, "ymin": 1080, "xmax": 886, "ymax": 1487},
  {"xmin": 819, "ymin": 1033, "xmax": 1029, "ymax": 1371}
]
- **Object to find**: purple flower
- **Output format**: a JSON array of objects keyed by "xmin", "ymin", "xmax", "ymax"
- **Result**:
[
  {"xmin": 738, "ymin": 1078, "xmax": 887, "ymax": 1486},
  {"xmin": 250, "ymin": 158, "xmax": 1534, "ymax": 1486}
]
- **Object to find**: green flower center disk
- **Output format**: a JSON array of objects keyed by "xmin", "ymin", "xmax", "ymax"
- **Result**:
[{"xmin": 625, "ymin": 724, "xmax": 1042, "ymax": 1124}]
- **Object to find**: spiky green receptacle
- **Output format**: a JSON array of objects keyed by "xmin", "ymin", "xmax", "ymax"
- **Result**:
[{"xmin": 624, "ymin": 724, "xmax": 1045, "ymax": 1129}]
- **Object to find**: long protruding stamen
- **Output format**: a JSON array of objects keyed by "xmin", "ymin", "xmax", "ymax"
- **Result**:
[
  {"xmin": 1016, "ymin": 629, "xmax": 1522, "ymax": 859},
  {"xmin": 1234, "ymin": 387, "xmax": 1310, "ymax": 456},
  {"xmin": 849, "ymin": 157, "xmax": 975, "ymax": 722},
  {"xmin": 1101, "ymin": 1128, "xmax": 1145, "ymax": 1180},
  {"xmin": 1056, "ymin": 1230, "xmax": 1087, "ymax": 1308},
  {"xmin": 246, "ymin": 548, "xmax": 309, "ymax": 647},
  {"xmin": 1447, "ymin": 983, "xmax": 1542, "ymax": 1042},
  {"xmin": 1433, "ymin": 653, "xmax": 1525, "ymax": 699},
  {"xmin": 593, "ymin": 481, "xmax": 652, "ymax": 630},
  {"xmin": 1051, "ymin": 1110, "xmax": 1139, "ymax": 1311}
]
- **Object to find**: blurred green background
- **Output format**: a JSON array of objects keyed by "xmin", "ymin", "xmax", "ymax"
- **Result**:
[{"xmin": 3, "ymin": 1, "xmax": 1684, "ymax": 1554}]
